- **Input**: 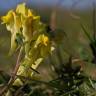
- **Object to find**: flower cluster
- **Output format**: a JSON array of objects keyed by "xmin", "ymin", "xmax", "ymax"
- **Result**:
[{"xmin": 1, "ymin": 3, "xmax": 54, "ymax": 86}]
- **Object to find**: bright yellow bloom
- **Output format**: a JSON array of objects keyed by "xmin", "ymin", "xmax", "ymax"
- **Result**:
[
  {"xmin": 1, "ymin": 10, "xmax": 14, "ymax": 24},
  {"xmin": 2, "ymin": 10, "xmax": 21, "ymax": 32},
  {"xmin": 2, "ymin": 10, "xmax": 22, "ymax": 54},
  {"xmin": 16, "ymin": 3, "xmax": 33, "ymax": 18},
  {"xmin": 35, "ymin": 34, "xmax": 49, "ymax": 47},
  {"xmin": 16, "ymin": 3, "xmax": 27, "ymax": 16},
  {"xmin": 1, "ymin": 3, "xmax": 41, "ymax": 54},
  {"xmin": 1, "ymin": 3, "xmax": 55, "ymax": 87}
]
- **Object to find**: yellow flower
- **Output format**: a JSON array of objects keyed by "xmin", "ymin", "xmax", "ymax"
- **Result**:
[
  {"xmin": 28, "ymin": 9, "xmax": 33, "ymax": 17},
  {"xmin": 13, "ymin": 78, "xmax": 23, "ymax": 86},
  {"xmin": 35, "ymin": 34, "xmax": 49, "ymax": 47},
  {"xmin": 16, "ymin": 3, "xmax": 33, "ymax": 18},
  {"xmin": 1, "ymin": 3, "xmax": 55, "ymax": 87},
  {"xmin": 16, "ymin": 3, "xmax": 40, "ymax": 42},
  {"xmin": 14, "ymin": 15, "xmax": 22, "ymax": 29},
  {"xmin": 43, "ymin": 35, "xmax": 49, "ymax": 46},
  {"xmin": 35, "ymin": 34, "xmax": 53, "ymax": 57},
  {"xmin": 1, "ymin": 9, "xmax": 22, "ymax": 54},
  {"xmin": 1, "ymin": 3, "xmax": 49, "ymax": 56},
  {"xmin": 16, "ymin": 3, "xmax": 27, "ymax": 16},
  {"xmin": 22, "ymin": 16, "xmax": 33, "ymax": 41},
  {"xmin": 1, "ymin": 10, "xmax": 21, "ymax": 33},
  {"xmin": 1, "ymin": 10, "xmax": 14, "ymax": 24}
]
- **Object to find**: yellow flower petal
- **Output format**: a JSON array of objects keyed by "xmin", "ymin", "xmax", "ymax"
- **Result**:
[
  {"xmin": 13, "ymin": 78, "xmax": 23, "ymax": 86},
  {"xmin": 28, "ymin": 9, "xmax": 33, "ymax": 17},
  {"xmin": 1, "ymin": 10, "xmax": 14, "ymax": 24},
  {"xmin": 16, "ymin": 3, "xmax": 26, "ymax": 15},
  {"xmin": 42, "ymin": 35, "xmax": 49, "ymax": 46},
  {"xmin": 35, "ymin": 34, "xmax": 49, "ymax": 48}
]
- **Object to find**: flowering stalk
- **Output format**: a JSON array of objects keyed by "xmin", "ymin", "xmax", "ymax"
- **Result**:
[{"xmin": 1, "ymin": 3, "xmax": 55, "ymax": 89}]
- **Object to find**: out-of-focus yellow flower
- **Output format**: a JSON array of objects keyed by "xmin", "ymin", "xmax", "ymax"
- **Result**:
[
  {"xmin": 1, "ymin": 3, "xmax": 55, "ymax": 87},
  {"xmin": 35, "ymin": 34, "xmax": 49, "ymax": 47},
  {"xmin": 13, "ymin": 78, "xmax": 23, "ymax": 86},
  {"xmin": 16, "ymin": 3, "xmax": 27, "ymax": 16},
  {"xmin": 1, "ymin": 3, "xmax": 41, "ymax": 42},
  {"xmin": 1, "ymin": 10, "xmax": 15, "ymax": 34},
  {"xmin": 22, "ymin": 13, "xmax": 40, "ymax": 41},
  {"xmin": 14, "ymin": 15, "xmax": 22, "ymax": 29},
  {"xmin": 2, "ymin": 3, "xmax": 42, "ymax": 56},
  {"xmin": 34, "ymin": 34, "xmax": 51, "ymax": 57},
  {"xmin": 1, "ymin": 8, "xmax": 23, "ymax": 54},
  {"xmin": 28, "ymin": 9, "xmax": 33, "ymax": 17},
  {"xmin": 16, "ymin": 3, "xmax": 33, "ymax": 18},
  {"xmin": 2, "ymin": 10, "xmax": 22, "ymax": 32},
  {"xmin": 1, "ymin": 10, "xmax": 14, "ymax": 24},
  {"xmin": 22, "ymin": 16, "xmax": 33, "ymax": 41},
  {"xmin": 16, "ymin": 3, "xmax": 40, "ymax": 42},
  {"xmin": 43, "ymin": 35, "xmax": 49, "ymax": 46}
]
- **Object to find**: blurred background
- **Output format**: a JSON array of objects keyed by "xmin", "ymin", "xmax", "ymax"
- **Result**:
[{"xmin": 0, "ymin": 0, "xmax": 96, "ymax": 80}]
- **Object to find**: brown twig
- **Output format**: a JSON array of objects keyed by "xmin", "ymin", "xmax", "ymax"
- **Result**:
[
  {"xmin": 0, "ymin": 47, "xmax": 23, "ymax": 95},
  {"xmin": 50, "ymin": 0, "xmax": 65, "ymax": 31}
]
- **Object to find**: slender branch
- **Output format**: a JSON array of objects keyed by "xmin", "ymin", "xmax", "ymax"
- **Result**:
[
  {"xmin": 50, "ymin": 0, "xmax": 63, "ymax": 31},
  {"xmin": 0, "ymin": 47, "xmax": 23, "ymax": 95},
  {"xmin": 12, "ymin": 47, "xmax": 23, "ymax": 77}
]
